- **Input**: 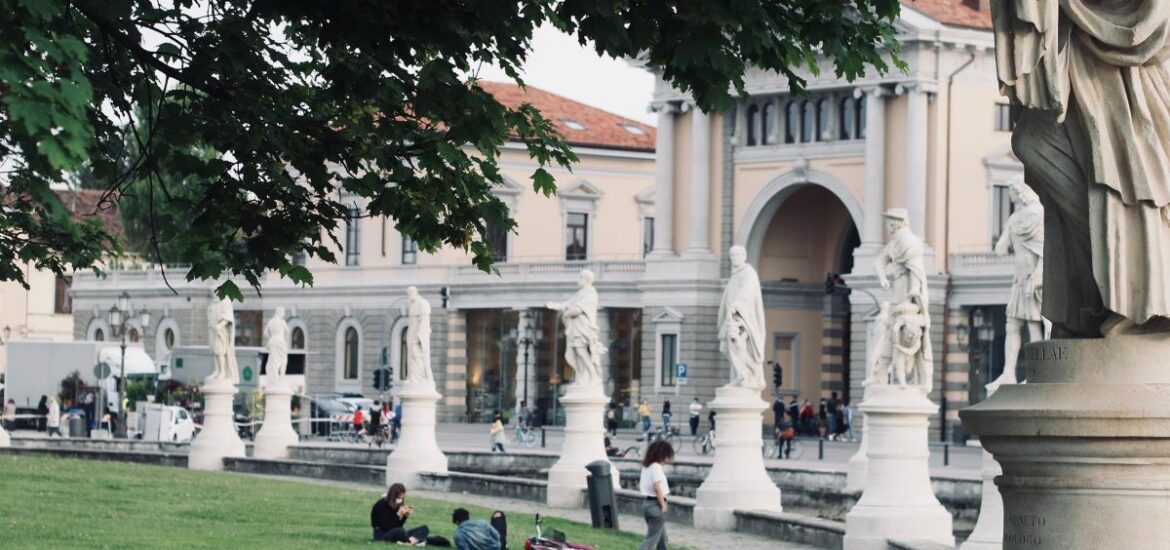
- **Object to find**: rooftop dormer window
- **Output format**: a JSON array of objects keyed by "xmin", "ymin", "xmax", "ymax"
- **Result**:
[{"xmin": 563, "ymin": 119, "xmax": 586, "ymax": 131}]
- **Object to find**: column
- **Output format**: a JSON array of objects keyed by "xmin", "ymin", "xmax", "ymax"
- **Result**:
[
  {"xmin": 650, "ymin": 105, "xmax": 676, "ymax": 256},
  {"xmin": 686, "ymin": 108, "xmax": 712, "ymax": 256},
  {"xmin": 904, "ymin": 86, "xmax": 928, "ymax": 239},
  {"xmin": 859, "ymin": 87, "xmax": 887, "ymax": 247},
  {"xmin": 513, "ymin": 309, "xmax": 535, "ymax": 409}
]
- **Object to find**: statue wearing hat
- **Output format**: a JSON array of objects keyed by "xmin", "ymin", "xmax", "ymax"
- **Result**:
[{"xmin": 867, "ymin": 208, "xmax": 933, "ymax": 393}]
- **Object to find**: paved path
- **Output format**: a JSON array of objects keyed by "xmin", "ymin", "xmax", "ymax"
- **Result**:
[{"xmin": 235, "ymin": 471, "xmax": 817, "ymax": 550}]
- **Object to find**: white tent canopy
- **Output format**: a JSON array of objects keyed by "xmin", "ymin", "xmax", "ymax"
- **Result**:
[{"xmin": 99, "ymin": 346, "xmax": 158, "ymax": 377}]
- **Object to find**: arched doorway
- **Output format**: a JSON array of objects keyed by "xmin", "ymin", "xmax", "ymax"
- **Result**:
[{"xmin": 740, "ymin": 180, "xmax": 861, "ymax": 423}]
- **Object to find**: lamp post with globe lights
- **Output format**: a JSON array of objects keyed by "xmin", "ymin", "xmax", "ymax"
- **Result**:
[{"xmin": 107, "ymin": 291, "xmax": 150, "ymax": 439}]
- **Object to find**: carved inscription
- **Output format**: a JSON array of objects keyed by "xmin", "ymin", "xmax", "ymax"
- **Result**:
[
  {"xmin": 1023, "ymin": 346, "xmax": 1067, "ymax": 362},
  {"xmin": 1005, "ymin": 515, "xmax": 1046, "ymax": 546}
]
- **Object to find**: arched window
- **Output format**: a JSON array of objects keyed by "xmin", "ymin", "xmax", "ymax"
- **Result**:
[
  {"xmin": 94, "ymin": 328, "xmax": 105, "ymax": 342},
  {"xmin": 291, "ymin": 327, "xmax": 305, "ymax": 350},
  {"xmin": 129, "ymin": 328, "xmax": 140, "ymax": 343},
  {"xmin": 164, "ymin": 328, "xmax": 175, "ymax": 350},
  {"xmin": 761, "ymin": 103, "xmax": 774, "ymax": 145},
  {"xmin": 840, "ymin": 97, "xmax": 856, "ymax": 140},
  {"xmin": 801, "ymin": 101, "xmax": 815, "ymax": 143},
  {"xmin": 746, "ymin": 104, "xmax": 759, "ymax": 146},
  {"xmin": 785, "ymin": 101, "xmax": 799, "ymax": 143},
  {"xmin": 343, "ymin": 327, "xmax": 359, "ymax": 380},
  {"xmin": 856, "ymin": 96, "xmax": 867, "ymax": 139},
  {"xmin": 816, "ymin": 98, "xmax": 831, "ymax": 141}
]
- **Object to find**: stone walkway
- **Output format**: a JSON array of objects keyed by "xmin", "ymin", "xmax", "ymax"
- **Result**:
[{"xmin": 236, "ymin": 472, "xmax": 816, "ymax": 550}]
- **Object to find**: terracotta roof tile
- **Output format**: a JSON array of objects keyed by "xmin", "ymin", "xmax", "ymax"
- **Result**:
[
  {"xmin": 479, "ymin": 81, "xmax": 656, "ymax": 153},
  {"xmin": 901, "ymin": 0, "xmax": 992, "ymax": 30},
  {"xmin": 55, "ymin": 189, "xmax": 124, "ymax": 239}
]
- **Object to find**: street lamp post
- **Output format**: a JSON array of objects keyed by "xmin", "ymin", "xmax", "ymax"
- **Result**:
[
  {"xmin": 107, "ymin": 291, "xmax": 150, "ymax": 439},
  {"xmin": 511, "ymin": 311, "xmax": 542, "ymax": 422}
]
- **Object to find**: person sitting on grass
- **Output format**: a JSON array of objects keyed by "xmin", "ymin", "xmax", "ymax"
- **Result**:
[
  {"xmin": 371, "ymin": 483, "xmax": 430, "ymax": 545},
  {"xmin": 451, "ymin": 508, "xmax": 501, "ymax": 550}
]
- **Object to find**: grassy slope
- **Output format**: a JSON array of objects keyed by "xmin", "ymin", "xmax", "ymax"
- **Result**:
[{"xmin": 0, "ymin": 455, "xmax": 679, "ymax": 549}]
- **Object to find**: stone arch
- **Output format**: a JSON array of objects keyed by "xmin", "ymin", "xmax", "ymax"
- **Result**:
[
  {"xmin": 86, "ymin": 317, "xmax": 112, "ymax": 342},
  {"xmin": 735, "ymin": 167, "xmax": 865, "ymax": 268}
]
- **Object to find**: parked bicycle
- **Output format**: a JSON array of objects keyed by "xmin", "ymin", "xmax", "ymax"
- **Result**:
[
  {"xmin": 640, "ymin": 424, "xmax": 681, "ymax": 453},
  {"xmin": 692, "ymin": 430, "xmax": 716, "ymax": 455},
  {"xmin": 526, "ymin": 513, "xmax": 594, "ymax": 550},
  {"xmin": 514, "ymin": 424, "xmax": 541, "ymax": 448}
]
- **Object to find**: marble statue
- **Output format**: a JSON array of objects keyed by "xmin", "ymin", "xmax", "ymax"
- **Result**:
[
  {"xmin": 207, "ymin": 298, "xmax": 239, "ymax": 383},
  {"xmin": 867, "ymin": 209, "xmax": 933, "ymax": 392},
  {"xmin": 718, "ymin": 245, "xmax": 767, "ymax": 389},
  {"xmin": 994, "ymin": 0, "xmax": 1170, "ymax": 337},
  {"xmin": 991, "ymin": 180, "xmax": 1045, "ymax": 387},
  {"xmin": 263, "ymin": 307, "xmax": 290, "ymax": 380},
  {"xmin": 403, "ymin": 286, "xmax": 434, "ymax": 384},
  {"xmin": 546, "ymin": 270, "xmax": 606, "ymax": 387}
]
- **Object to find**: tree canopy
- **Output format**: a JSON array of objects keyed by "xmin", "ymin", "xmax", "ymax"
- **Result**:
[{"xmin": 0, "ymin": 0, "xmax": 903, "ymax": 299}]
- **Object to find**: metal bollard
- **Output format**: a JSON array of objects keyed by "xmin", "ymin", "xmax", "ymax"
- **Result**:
[
  {"xmin": 541, "ymin": 428, "xmax": 546, "ymax": 448},
  {"xmin": 818, "ymin": 438, "xmax": 824, "ymax": 460},
  {"xmin": 944, "ymin": 443, "xmax": 950, "ymax": 466}
]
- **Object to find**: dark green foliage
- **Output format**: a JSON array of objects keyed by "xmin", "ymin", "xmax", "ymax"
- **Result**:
[{"xmin": 0, "ymin": 0, "xmax": 902, "ymax": 299}]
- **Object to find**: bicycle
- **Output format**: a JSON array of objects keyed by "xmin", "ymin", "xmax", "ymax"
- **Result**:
[
  {"xmin": 368, "ymin": 424, "xmax": 390, "ymax": 448},
  {"xmin": 618, "ymin": 445, "xmax": 641, "ymax": 459},
  {"xmin": 642, "ymin": 424, "xmax": 681, "ymax": 453},
  {"xmin": 514, "ymin": 424, "xmax": 541, "ymax": 448},
  {"xmin": 763, "ymin": 430, "xmax": 805, "ymax": 460},
  {"xmin": 692, "ymin": 430, "xmax": 716, "ymax": 455}
]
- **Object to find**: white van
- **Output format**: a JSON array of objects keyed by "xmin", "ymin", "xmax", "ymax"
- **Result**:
[{"xmin": 142, "ymin": 404, "xmax": 196, "ymax": 443}]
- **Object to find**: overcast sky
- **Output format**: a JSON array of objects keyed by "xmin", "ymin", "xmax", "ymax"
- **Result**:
[{"xmin": 475, "ymin": 26, "xmax": 657, "ymax": 126}]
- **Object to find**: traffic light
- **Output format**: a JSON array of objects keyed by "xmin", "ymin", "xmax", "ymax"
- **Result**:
[
  {"xmin": 440, "ymin": 286, "xmax": 450, "ymax": 309},
  {"xmin": 772, "ymin": 363, "xmax": 783, "ymax": 387},
  {"xmin": 825, "ymin": 272, "xmax": 842, "ymax": 295}
]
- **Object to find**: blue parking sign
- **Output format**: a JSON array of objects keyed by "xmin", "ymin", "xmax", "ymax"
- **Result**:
[{"xmin": 676, "ymin": 362, "xmax": 688, "ymax": 385}]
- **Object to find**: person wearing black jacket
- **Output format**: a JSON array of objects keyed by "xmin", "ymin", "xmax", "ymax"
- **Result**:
[{"xmin": 371, "ymin": 483, "xmax": 430, "ymax": 544}]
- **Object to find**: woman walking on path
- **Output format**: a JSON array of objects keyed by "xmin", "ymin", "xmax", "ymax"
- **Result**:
[
  {"xmin": 46, "ymin": 396, "xmax": 61, "ymax": 437},
  {"xmin": 638, "ymin": 440, "xmax": 674, "ymax": 550},
  {"xmin": 489, "ymin": 411, "xmax": 506, "ymax": 453}
]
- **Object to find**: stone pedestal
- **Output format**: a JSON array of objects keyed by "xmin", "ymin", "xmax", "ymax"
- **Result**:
[
  {"xmin": 188, "ymin": 379, "xmax": 245, "ymax": 471},
  {"xmin": 385, "ymin": 382, "xmax": 447, "ymax": 489},
  {"xmin": 252, "ymin": 380, "xmax": 299, "ymax": 460},
  {"xmin": 960, "ymin": 449, "xmax": 1005, "ymax": 549},
  {"xmin": 694, "ymin": 386, "xmax": 782, "ymax": 530},
  {"xmin": 0, "ymin": 423, "xmax": 9, "ymax": 447},
  {"xmin": 962, "ymin": 335, "xmax": 1170, "ymax": 550},
  {"xmin": 547, "ymin": 384, "xmax": 617, "ymax": 508},
  {"xmin": 844, "ymin": 385, "xmax": 953, "ymax": 549},
  {"xmin": 845, "ymin": 412, "xmax": 870, "ymax": 493}
]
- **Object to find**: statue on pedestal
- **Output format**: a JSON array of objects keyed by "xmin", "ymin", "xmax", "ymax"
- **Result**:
[
  {"xmin": 992, "ymin": 181, "xmax": 1045, "ymax": 387},
  {"xmin": 867, "ymin": 209, "xmax": 933, "ymax": 392},
  {"xmin": 546, "ymin": 270, "xmax": 606, "ymax": 387},
  {"xmin": 207, "ymin": 298, "xmax": 239, "ymax": 383},
  {"xmin": 263, "ymin": 307, "xmax": 290, "ymax": 381},
  {"xmin": 994, "ymin": 0, "xmax": 1170, "ymax": 337},
  {"xmin": 718, "ymin": 245, "xmax": 767, "ymax": 390},
  {"xmin": 403, "ymin": 286, "xmax": 434, "ymax": 385}
]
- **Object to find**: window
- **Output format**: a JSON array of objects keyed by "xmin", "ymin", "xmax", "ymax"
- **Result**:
[
  {"xmin": 801, "ymin": 101, "xmax": 815, "ymax": 143},
  {"xmin": 857, "ymin": 96, "xmax": 867, "ymax": 139},
  {"xmin": 565, "ymin": 212, "xmax": 588, "ymax": 261},
  {"xmin": 129, "ymin": 328, "xmax": 140, "ymax": 343},
  {"xmin": 401, "ymin": 234, "xmax": 418, "ymax": 265},
  {"xmin": 291, "ymin": 252, "xmax": 307, "ymax": 266},
  {"xmin": 991, "ymin": 185, "xmax": 1016, "ymax": 246},
  {"xmin": 54, "ymin": 276, "xmax": 72, "ymax": 314},
  {"xmin": 816, "ymin": 98, "xmax": 831, "ymax": 141},
  {"xmin": 621, "ymin": 124, "xmax": 647, "ymax": 136},
  {"xmin": 660, "ymin": 334, "xmax": 677, "ymax": 387},
  {"xmin": 94, "ymin": 328, "xmax": 105, "ymax": 342},
  {"xmin": 785, "ymin": 101, "xmax": 800, "ymax": 144},
  {"xmin": 234, "ymin": 311, "xmax": 263, "ymax": 347},
  {"xmin": 563, "ymin": 119, "xmax": 586, "ymax": 131},
  {"xmin": 642, "ymin": 217, "xmax": 655, "ymax": 258},
  {"xmin": 291, "ymin": 327, "xmax": 305, "ymax": 350},
  {"xmin": 995, "ymin": 104, "xmax": 1015, "ymax": 132},
  {"xmin": 485, "ymin": 219, "xmax": 508, "ymax": 262},
  {"xmin": 343, "ymin": 327, "xmax": 359, "ymax": 380},
  {"xmin": 399, "ymin": 331, "xmax": 409, "ymax": 381},
  {"xmin": 773, "ymin": 333, "xmax": 800, "ymax": 391},
  {"xmin": 839, "ymin": 97, "xmax": 856, "ymax": 140},
  {"xmin": 163, "ymin": 328, "xmax": 175, "ymax": 350},
  {"xmin": 761, "ymin": 103, "xmax": 774, "ymax": 145},
  {"xmin": 344, "ymin": 206, "xmax": 360, "ymax": 266},
  {"xmin": 746, "ymin": 104, "xmax": 759, "ymax": 146}
]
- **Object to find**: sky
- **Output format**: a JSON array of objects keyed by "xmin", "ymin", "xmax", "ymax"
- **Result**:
[{"xmin": 474, "ymin": 26, "xmax": 658, "ymax": 126}]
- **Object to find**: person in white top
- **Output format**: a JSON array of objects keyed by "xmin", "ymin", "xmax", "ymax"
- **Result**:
[
  {"xmin": 638, "ymin": 439, "xmax": 674, "ymax": 550},
  {"xmin": 687, "ymin": 398, "xmax": 703, "ymax": 436}
]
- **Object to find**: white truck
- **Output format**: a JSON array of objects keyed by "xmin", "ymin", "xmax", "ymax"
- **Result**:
[{"xmin": 4, "ymin": 340, "xmax": 156, "ymax": 414}]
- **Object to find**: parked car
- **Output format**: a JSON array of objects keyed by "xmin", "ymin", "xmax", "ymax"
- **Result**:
[{"xmin": 309, "ymin": 397, "xmax": 353, "ymax": 437}]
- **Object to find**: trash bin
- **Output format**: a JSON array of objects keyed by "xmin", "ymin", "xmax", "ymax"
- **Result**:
[
  {"xmin": 584, "ymin": 460, "xmax": 619, "ymax": 529},
  {"xmin": 68, "ymin": 416, "xmax": 88, "ymax": 439}
]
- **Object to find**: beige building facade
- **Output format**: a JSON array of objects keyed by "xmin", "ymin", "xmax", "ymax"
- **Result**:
[{"xmin": 69, "ymin": 2, "xmax": 1021, "ymax": 437}]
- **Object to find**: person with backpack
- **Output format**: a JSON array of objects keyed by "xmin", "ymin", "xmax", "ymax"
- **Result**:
[
  {"xmin": 605, "ymin": 402, "xmax": 619, "ymax": 437},
  {"xmin": 452, "ymin": 508, "xmax": 501, "ymax": 550}
]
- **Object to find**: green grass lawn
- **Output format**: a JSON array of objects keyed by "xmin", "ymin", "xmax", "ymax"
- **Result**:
[{"xmin": 0, "ymin": 455, "xmax": 676, "ymax": 549}]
